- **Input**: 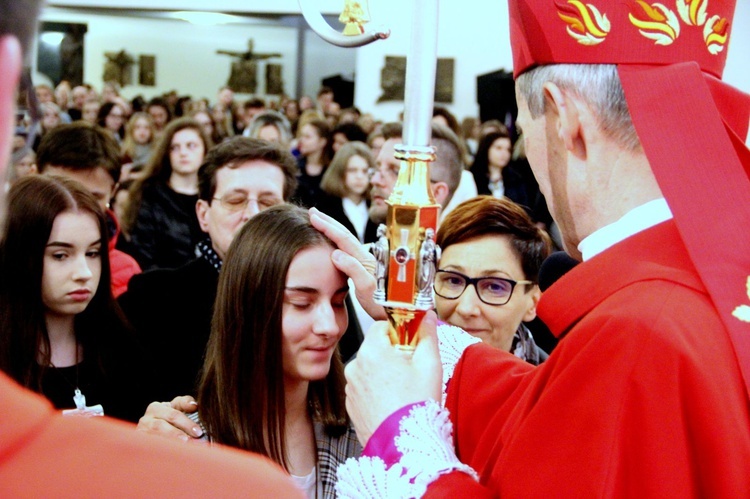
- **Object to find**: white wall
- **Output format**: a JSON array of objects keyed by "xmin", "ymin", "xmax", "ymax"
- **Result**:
[
  {"xmin": 302, "ymin": 28, "xmax": 357, "ymax": 100},
  {"xmin": 723, "ymin": 0, "xmax": 750, "ymax": 99},
  {"xmin": 40, "ymin": 8, "xmax": 300, "ymax": 102},
  {"xmin": 354, "ymin": 0, "xmax": 510, "ymax": 124},
  {"xmin": 355, "ymin": 0, "xmax": 750, "ymax": 126},
  {"xmin": 38, "ymin": 8, "xmax": 357, "ymax": 104}
]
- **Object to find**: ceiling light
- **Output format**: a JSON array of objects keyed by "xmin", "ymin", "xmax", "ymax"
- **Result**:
[{"xmin": 40, "ymin": 32, "xmax": 65, "ymax": 45}]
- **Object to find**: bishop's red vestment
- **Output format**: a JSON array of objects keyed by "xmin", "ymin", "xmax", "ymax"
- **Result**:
[{"xmin": 426, "ymin": 220, "xmax": 750, "ymax": 497}]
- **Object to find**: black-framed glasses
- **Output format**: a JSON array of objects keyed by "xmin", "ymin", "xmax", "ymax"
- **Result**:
[
  {"xmin": 212, "ymin": 191, "xmax": 283, "ymax": 212},
  {"xmin": 433, "ymin": 270, "xmax": 533, "ymax": 306}
]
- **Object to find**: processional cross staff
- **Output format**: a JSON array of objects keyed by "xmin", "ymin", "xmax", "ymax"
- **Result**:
[{"xmin": 298, "ymin": 0, "xmax": 441, "ymax": 350}]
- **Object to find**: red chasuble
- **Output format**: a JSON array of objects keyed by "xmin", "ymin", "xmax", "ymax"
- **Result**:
[
  {"xmin": 427, "ymin": 220, "xmax": 750, "ymax": 497},
  {"xmin": 0, "ymin": 372, "xmax": 303, "ymax": 497}
]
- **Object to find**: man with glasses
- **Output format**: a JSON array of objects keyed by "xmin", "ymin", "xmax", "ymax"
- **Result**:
[
  {"xmin": 0, "ymin": 2, "xmax": 301, "ymax": 495},
  {"xmin": 368, "ymin": 121, "xmax": 463, "ymax": 226},
  {"xmin": 119, "ymin": 137, "xmax": 297, "ymax": 402}
]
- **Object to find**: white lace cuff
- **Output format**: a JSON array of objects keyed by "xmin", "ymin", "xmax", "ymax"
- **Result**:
[
  {"xmin": 335, "ymin": 400, "xmax": 479, "ymax": 498},
  {"xmin": 436, "ymin": 323, "xmax": 481, "ymax": 405}
]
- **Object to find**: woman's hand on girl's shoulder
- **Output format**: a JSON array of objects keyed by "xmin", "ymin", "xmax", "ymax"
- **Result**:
[{"xmin": 136, "ymin": 396, "xmax": 205, "ymax": 442}]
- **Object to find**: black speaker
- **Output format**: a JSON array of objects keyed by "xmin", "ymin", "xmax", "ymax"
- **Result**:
[
  {"xmin": 476, "ymin": 69, "xmax": 517, "ymax": 136},
  {"xmin": 322, "ymin": 74, "xmax": 355, "ymax": 109}
]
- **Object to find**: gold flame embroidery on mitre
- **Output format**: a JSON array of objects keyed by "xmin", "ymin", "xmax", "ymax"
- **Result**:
[
  {"xmin": 704, "ymin": 14, "xmax": 729, "ymax": 54},
  {"xmin": 556, "ymin": 0, "xmax": 611, "ymax": 45},
  {"xmin": 677, "ymin": 0, "xmax": 708, "ymax": 26},
  {"xmin": 629, "ymin": 1, "xmax": 681, "ymax": 45},
  {"xmin": 732, "ymin": 276, "xmax": 750, "ymax": 323}
]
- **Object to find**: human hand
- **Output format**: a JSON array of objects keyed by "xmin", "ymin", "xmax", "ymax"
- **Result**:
[
  {"xmin": 345, "ymin": 311, "xmax": 442, "ymax": 446},
  {"xmin": 136, "ymin": 395, "xmax": 204, "ymax": 442},
  {"xmin": 309, "ymin": 207, "xmax": 386, "ymax": 320}
]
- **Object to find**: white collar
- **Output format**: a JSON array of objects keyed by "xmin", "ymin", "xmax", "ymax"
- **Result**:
[{"xmin": 578, "ymin": 198, "xmax": 673, "ymax": 261}]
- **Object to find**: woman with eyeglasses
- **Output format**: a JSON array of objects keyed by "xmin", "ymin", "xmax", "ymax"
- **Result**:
[
  {"xmin": 97, "ymin": 102, "xmax": 126, "ymax": 145},
  {"xmin": 434, "ymin": 195, "xmax": 552, "ymax": 365}
]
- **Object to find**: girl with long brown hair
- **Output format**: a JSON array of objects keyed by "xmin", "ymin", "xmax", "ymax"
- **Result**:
[
  {"xmin": 194, "ymin": 204, "xmax": 360, "ymax": 497},
  {"xmin": 0, "ymin": 175, "xmax": 152, "ymax": 421},
  {"xmin": 122, "ymin": 117, "xmax": 210, "ymax": 270}
]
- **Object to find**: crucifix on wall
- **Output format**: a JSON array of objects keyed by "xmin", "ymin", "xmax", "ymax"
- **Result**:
[
  {"xmin": 103, "ymin": 49, "xmax": 135, "ymax": 87},
  {"xmin": 217, "ymin": 39, "xmax": 282, "ymax": 94}
]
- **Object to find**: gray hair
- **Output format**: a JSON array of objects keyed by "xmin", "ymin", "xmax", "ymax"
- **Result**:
[
  {"xmin": 516, "ymin": 64, "xmax": 641, "ymax": 152},
  {"xmin": 246, "ymin": 110, "xmax": 292, "ymax": 146}
]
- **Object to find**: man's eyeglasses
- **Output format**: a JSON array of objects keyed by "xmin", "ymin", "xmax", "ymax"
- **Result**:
[
  {"xmin": 367, "ymin": 162, "xmax": 400, "ymax": 180},
  {"xmin": 433, "ymin": 270, "xmax": 533, "ymax": 306},
  {"xmin": 212, "ymin": 191, "xmax": 283, "ymax": 212}
]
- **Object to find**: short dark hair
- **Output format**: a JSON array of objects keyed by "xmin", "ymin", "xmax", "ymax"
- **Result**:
[
  {"xmin": 243, "ymin": 98, "xmax": 266, "ymax": 110},
  {"xmin": 437, "ymin": 195, "xmax": 552, "ymax": 283},
  {"xmin": 432, "ymin": 106, "xmax": 461, "ymax": 136},
  {"xmin": 332, "ymin": 122, "xmax": 368, "ymax": 143},
  {"xmin": 147, "ymin": 97, "xmax": 172, "ymax": 120},
  {"xmin": 36, "ymin": 122, "xmax": 122, "ymax": 183},
  {"xmin": 96, "ymin": 102, "xmax": 119, "ymax": 128},
  {"xmin": 430, "ymin": 122, "xmax": 464, "ymax": 199},
  {"xmin": 198, "ymin": 137, "xmax": 298, "ymax": 202}
]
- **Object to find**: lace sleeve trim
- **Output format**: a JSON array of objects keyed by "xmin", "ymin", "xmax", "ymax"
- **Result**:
[
  {"xmin": 335, "ymin": 400, "xmax": 479, "ymax": 498},
  {"xmin": 436, "ymin": 323, "xmax": 481, "ymax": 405}
]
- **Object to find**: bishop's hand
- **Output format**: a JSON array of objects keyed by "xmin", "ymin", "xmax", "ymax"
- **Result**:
[{"xmin": 344, "ymin": 311, "xmax": 442, "ymax": 446}]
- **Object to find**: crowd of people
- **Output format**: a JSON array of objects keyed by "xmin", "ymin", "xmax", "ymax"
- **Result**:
[
  {"xmin": 13, "ymin": 77, "xmax": 554, "ymax": 236},
  {"xmin": 6, "ymin": 61, "xmax": 558, "ymax": 493},
  {"xmin": 1, "ymin": 0, "xmax": 749, "ymax": 497}
]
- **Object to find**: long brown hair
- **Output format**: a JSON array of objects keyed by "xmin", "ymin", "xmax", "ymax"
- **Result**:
[
  {"xmin": 121, "ymin": 117, "xmax": 209, "ymax": 232},
  {"xmin": 0, "ymin": 175, "xmax": 123, "ymax": 390},
  {"xmin": 300, "ymin": 118, "xmax": 333, "ymax": 167},
  {"xmin": 198, "ymin": 204, "xmax": 347, "ymax": 471},
  {"xmin": 121, "ymin": 111, "xmax": 155, "ymax": 159},
  {"xmin": 320, "ymin": 141, "xmax": 374, "ymax": 199}
]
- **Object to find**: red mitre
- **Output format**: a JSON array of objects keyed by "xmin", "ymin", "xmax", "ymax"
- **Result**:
[{"xmin": 509, "ymin": 0, "xmax": 750, "ymax": 395}]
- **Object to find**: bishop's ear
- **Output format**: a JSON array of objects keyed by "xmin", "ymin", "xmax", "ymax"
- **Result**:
[{"xmin": 542, "ymin": 81, "xmax": 583, "ymax": 155}]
